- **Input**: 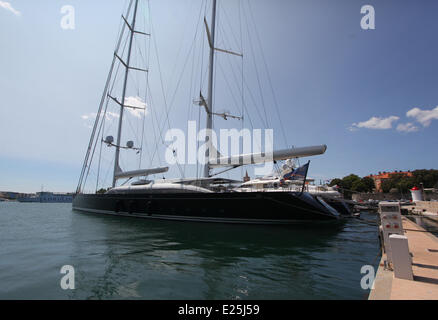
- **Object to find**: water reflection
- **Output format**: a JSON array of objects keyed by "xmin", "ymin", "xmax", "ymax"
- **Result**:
[
  {"xmin": 74, "ymin": 212, "xmax": 344, "ymax": 250},
  {"xmin": 69, "ymin": 211, "xmax": 373, "ymax": 299}
]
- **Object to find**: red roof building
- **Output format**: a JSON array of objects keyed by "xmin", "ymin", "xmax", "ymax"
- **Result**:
[{"xmin": 367, "ymin": 171, "xmax": 413, "ymax": 192}]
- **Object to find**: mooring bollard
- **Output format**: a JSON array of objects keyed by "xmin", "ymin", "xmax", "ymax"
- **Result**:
[
  {"xmin": 389, "ymin": 234, "xmax": 413, "ymax": 280},
  {"xmin": 378, "ymin": 202, "xmax": 404, "ymax": 267}
]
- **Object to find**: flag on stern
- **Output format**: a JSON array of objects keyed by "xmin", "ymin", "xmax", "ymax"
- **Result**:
[{"xmin": 281, "ymin": 161, "xmax": 310, "ymax": 192}]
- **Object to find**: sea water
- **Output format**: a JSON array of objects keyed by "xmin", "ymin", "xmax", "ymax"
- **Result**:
[{"xmin": 0, "ymin": 202, "xmax": 380, "ymax": 299}]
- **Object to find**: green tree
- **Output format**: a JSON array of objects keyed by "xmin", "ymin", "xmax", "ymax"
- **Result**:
[
  {"xmin": 361, "ymin": 177, "xmax": 375, "ymax": 192},
  {"xmin": 329, "ymin": 170, "xmax": 438, "ymax": 197},
  {"xmin": 351, "ymin": 177, "xmax": 375, "ymax": 193},
  {"xmin": 412, "ymin": 170, "xmax": 438, "ymax": 188},
  {"xmin": 327, "ymin": 174, "xmax": 361, "ymax": 199},
  {"xmin": 341, "ymin": 174, "xmax": 361, "ymax": 191},
  {"xmin": 381, "ymin": 179, "xmax": 393, "ymax": 193},
  {"xmin": 329, "ymin": 178, "xmax": 342, "ymax": 187}
]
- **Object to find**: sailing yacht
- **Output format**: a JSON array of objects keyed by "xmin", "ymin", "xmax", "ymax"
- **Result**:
[{"xmin": 72, "ymin": 0, "xmax": 341, "ymax": 223}]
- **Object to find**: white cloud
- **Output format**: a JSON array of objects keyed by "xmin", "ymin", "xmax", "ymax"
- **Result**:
[
  {"xmin": 0, "ymin": 1, "xmax": 21, "ymax": 16},
  {"xmin": 105, "ymin": 112, "xmax": 120, "ymax": 121},
  {"xmin": 124, "ymin": 96, "xmax": 148, "ymax": 119},
  {"xmin": 81, "ymin": 112, "xmax": 97, "ymax": 122},
  {"xmin": 396, "ymin": 122, "xmax": 419, "ymax": 133},
  {"xmin": 350, "ymin": 115, "xmax": 399, "ymax": 130},
  {"xmin": 406, "ymin": 106, "xmax": 438, "ymax": 127},
  {"xmin": 80, "ymin": 97, "xmax": 147, "ymax": 128},
  {"xmin": 80, "ymin": 112, "xmax": 119, "ymax": 125}
]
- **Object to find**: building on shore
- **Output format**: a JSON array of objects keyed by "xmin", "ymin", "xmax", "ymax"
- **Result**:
[
  {"xmin": 0, "ymin": 191, "xmax": 33, "ymax": 201},
  {"xmin": 366, "ymin": 171, "xmax": 413, "ymax": 192},
  {"xmin": 1, "ymin": 190, "xmax": 74, "ymax": 203},
  {"xmin": 0, "ymin": 191, "xmax": 19, "ymax": 200},
  {"xmin": 17, "ymin": 192, "xmax": 73, "ymax": 203}
]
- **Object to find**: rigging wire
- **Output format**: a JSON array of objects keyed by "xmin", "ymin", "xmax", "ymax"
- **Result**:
[
  {"xmin": 78, "ymin": 0, "xmax": 134, "ymax": 193},
  {"xmin": 138, "ymin": 0, "xmax": 152, "ymax": 171},
  {"xmin": 197, "ymin": 0, "xmax": 208, "ymax": 179},
  {"xmin": 95, "ymin": 0, "xmax": 154, "ymax": 187},
  {"xmin": 95, "ymin": 99, "xmax": 107, "ymax": 192},
  {"xmin": 184, "ymin": 5, "xmax": 203, "ymax": 177},
  {"xmin": 242, "ymin": 3, "xmax": 270, "ymax": 129},
  {"xmin": 246, "ymin": 0, "xmax": 289, "ymax": 148},
  {"xmin": 148, "ymin": 3, "xmax": 184, "ymax": 178},
  {"xmin": 146, "ymin": 82, "xmax": 164, "ymax": 167},
  {"xmin": 84, "ymin": 0, "xmax": 295, "ymax": 188},
  {"xmin": 239, "ymin": 0, "xmax": 244, "ymax": 179},
  {"xmin": 148, "ymin": 0, "xmax": 206, "ymax": 178},
  {"xmin": 84, "ymin": 18, "xmax": 132, "ymax": 191}
]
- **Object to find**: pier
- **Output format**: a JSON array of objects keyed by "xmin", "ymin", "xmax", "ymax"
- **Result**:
[
  {"xmin": 369, "ymin": 216, "xmax": 438, "ymax": 300},
  {"xmin": 403, "ymin": 201, "xmax": 438, "ymax": 216}
]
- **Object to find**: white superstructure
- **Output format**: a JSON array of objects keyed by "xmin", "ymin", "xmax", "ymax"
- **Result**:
[{"xmin": 235, "ymin": 178, "xmax": 342, "ymax": 198}]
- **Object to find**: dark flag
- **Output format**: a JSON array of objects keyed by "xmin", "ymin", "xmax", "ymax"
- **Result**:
[{"xmin": 281, "ymin": 161, "xmax": 310, "ymax": 193}]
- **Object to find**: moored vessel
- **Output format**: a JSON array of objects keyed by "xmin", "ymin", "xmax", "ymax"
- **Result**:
[{"xmin": 73, "ymin": 0, "xmax": 341, "ymax": 223}]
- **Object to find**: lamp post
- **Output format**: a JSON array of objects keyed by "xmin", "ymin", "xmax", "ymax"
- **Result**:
[{"xmin": 420, "ymin": 182, "xmax": 426, "ymax": 201}]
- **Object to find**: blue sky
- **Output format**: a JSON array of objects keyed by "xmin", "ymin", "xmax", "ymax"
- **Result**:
[{"xmin": 1, "ymin": 0, "xmax": 438, "ymax": 192}]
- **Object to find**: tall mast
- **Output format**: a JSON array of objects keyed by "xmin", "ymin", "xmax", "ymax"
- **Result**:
[
  {"xmin": 203, "ymin": 0, "xmax": 217, "ymax": 178},
  {"xmin": 112, "ymin": 0, "xmax": 140, "ymax": 187}
]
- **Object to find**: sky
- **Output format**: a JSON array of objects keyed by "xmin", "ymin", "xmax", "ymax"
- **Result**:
[{"xmin": 1, "ymin": 0, "xmax": 438, "ymax": 193}]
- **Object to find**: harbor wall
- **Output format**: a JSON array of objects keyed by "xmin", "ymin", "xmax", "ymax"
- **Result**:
[
  {"xmin": 352, "ymin": 192, "xmax": 410, "ymax": 202},
  {"xmin": 352, "ymin": 192, "xmax": 438, "ymax": 202}
]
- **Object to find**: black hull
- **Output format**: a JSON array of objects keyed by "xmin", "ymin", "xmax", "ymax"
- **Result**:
[
  {"xmin": 72, "ymin": 191, "xmax": 339, "ymax": 225},
  {"xmin": 323, "ymin": 198, "xmax": 352, "ymax": 216}
]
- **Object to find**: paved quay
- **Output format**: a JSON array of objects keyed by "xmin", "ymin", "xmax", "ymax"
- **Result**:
[{"xmin": 369, "ymin": 217, "xmax": 438, "ymax": 300}]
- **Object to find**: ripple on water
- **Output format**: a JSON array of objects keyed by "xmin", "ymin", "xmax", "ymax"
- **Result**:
[{"xmin": 0, "ymin": 203, "xmax": 380, "ymax": 299}]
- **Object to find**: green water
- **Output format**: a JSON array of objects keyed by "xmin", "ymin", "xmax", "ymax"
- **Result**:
[{"xmin": 0, "ymin": 202, "xmax": 380, "ymax": 299}]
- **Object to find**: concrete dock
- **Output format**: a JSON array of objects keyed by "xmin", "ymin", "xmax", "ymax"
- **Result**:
[
  {"xmin": 369, "ymin": 217, "xmax": 438, "ymax": 299},
  {"xmin": 403, "ymin": 201, "xmax": 438, "ymax": 216}
]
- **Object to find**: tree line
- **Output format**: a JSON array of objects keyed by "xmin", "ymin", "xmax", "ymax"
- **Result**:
[
  {"xmin": 328, "ymin": 175, "xmax": 374, "ymax": 199},
  {"xmin": 329, "ymin": 169, "xmax": 438, "ymax": 196},
  {"xmin": 379, "ymin": 170, "xmax": 438, "ymax": 193}
]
